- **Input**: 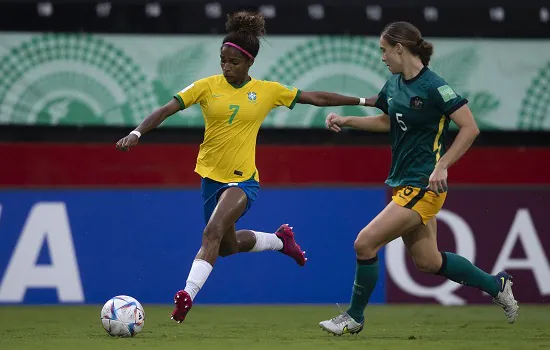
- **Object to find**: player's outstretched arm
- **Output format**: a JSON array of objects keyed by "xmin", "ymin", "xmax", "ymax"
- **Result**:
[
  {"xmin": 116, "ymin": 98, "xmax": 181, "ymax": 151},
  {"xmin": 298, "ymin": 92, "xmax": 378, "ymax": 107},
  {"xmin": 325, "ymin": 113, "xmax": 390, "ymax": 133}
]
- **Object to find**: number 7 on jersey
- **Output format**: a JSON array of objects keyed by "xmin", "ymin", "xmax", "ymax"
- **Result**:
[{"xmin": 228, "ymin": 104, "xmax": 240, "ymax": 124}]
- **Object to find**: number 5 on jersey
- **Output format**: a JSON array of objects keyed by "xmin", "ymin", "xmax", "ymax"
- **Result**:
[
  {"xmin": 396, "ymin": 113, "xmax": 407, "ymax": 131},
  {"xmin": 229, "ymin": 104, "xmax": 240, "ymax": 124}
]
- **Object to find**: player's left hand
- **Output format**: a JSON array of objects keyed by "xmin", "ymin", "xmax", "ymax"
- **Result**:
[{"xmin": 427, "ymin": 164, "xmax": 448, "ymax": 195}]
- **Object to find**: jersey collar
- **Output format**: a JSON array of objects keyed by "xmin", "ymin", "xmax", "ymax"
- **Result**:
[
  {"xmin": 402, "ymin": 66, "xmax": 428, "ymax": 84},
  {"xmin": 228, "ymin": 76, "xmax": 252, "ymax": 89}
]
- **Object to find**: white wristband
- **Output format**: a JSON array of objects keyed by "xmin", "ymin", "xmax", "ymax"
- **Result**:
[
  {"xmin": 359, "ymin": 97, "xmax": 366, "ymax": 106},
  {"xmin": 130, "ymin": 130, "xmax": 141, "ymax": 138}
]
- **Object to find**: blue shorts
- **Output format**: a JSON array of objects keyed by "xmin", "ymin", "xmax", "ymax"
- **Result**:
[{"xmin": 201, "ymin": 177, "xmax": 260, "ymax": 224}]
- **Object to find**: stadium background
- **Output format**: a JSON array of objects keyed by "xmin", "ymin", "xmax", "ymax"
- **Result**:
[{"xmin": 0, "ymin": 0, "xmax": 549, "ymax": 309}]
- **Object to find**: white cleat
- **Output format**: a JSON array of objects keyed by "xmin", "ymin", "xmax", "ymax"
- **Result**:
[
  {"xmin": 493, "ymin": 272, "xmax": 519, "ymax": 324},
  {"xmin": 319, "ymin": 311, "xmax": 364, "ymax": 336}
]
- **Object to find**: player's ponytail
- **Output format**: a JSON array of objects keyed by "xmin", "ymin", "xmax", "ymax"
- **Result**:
[
  {"xmin": 382, "ymin": 21, "xmax": 434, "ymax": 66},
  {"xmin": 416, "ymin": 39, "xmax": 434, "ymax": 66},
  {"xmin": 222, "ymin": 11, "xmax": 266, "ymax": 59}
]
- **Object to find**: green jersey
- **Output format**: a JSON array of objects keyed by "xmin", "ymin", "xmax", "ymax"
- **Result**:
[{"xmin": 375, "ymin": 67, "xmax": 468, "ymax": 188}]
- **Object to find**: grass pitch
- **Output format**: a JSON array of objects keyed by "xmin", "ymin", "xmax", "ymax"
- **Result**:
[{"xmin": 1, "ymin": 304, "xmax": 549, "ymax": 350}]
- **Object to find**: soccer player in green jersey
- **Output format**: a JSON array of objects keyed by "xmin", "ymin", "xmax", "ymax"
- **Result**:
[{"xmin": 319, "ymin": 21, "xmax": 519, "ymax": 336}]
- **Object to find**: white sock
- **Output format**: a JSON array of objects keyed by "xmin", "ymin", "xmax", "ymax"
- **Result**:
[
  {"xmin": 183, "ymin": 259, "xmax": 213, "ymax": 301},
  {"xmin": 250, "ymin": 231, "xmax": 284, "ymax": 252}
]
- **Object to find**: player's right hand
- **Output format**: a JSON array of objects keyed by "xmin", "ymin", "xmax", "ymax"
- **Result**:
[
  {"xmin": 116, "ymin": 134, "xmax": 139, "ymax": 152},
  {"xmin": 325, "ymin": 113, "xmax": 345, "ymax": 132}
]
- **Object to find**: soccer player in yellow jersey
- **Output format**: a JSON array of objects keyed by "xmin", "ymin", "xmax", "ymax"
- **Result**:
[{"xmin": 116, "ymin": 10, "xmax": 376, "ymax": 324}]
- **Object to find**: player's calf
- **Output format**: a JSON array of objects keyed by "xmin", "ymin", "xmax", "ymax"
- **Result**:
[
  {"xmin": 412, "ymin": 255, "xmax": 442, "ymax": 274},
  {"xmin": 218, "ymin": 244, "xmax": 238, "ymax": 257},
  {"xmin": 218, "ymin": 234, "xmax": 239, "ymax": 257}
]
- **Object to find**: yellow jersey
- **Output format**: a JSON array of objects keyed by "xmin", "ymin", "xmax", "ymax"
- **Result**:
[{"xmin": 175, "ymin": 75, "xmax": 300, "ymax": 183}]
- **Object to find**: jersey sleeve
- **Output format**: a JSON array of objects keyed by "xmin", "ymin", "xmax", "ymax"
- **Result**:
[
  {"xmin": 432, "ymin": 79, "xmax": 468, "ymax": 117},
  {"xmin": 174, "ymin": 77, "xmax": 210, "ymax": 110},
  {"xmin": 271, "ymin": 82, "xmax": 301, "ymax": 110},
  {"xmin": 374, "ymin": 82, "xmax": 389, "ymax": 114}
]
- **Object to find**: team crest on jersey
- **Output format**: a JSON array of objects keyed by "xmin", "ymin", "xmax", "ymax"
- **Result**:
[
  {"xmin": 410, "ymin": 96, "xmax": 424, "ymax": 110},
  {"xmin": 247, "ymin": 92, "xmax": 257, "ymax": 102}
]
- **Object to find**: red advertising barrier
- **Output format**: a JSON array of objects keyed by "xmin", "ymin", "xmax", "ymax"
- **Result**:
[
  {"xmin": 385, "ymin": 188, "xmax": 550, "ymax": 304},
  {"xmin": 1, "ymin": 143, "xmax": 549, "ymax": 186}
]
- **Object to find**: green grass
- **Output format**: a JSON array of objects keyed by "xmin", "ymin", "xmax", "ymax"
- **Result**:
[{"xmin": 0, "ymin": 305, "xmax": 549, "ymax": 350}]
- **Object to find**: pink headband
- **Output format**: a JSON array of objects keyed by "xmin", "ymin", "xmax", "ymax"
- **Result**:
[{"xmin": 223, "ymin": 42, "xmax": 254, "ymax": 59}]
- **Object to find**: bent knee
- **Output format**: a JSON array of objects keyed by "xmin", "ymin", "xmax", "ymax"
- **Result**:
[
  {"xmin": 354, "ymin": 236, "xmax": 380, "ymax": 258},
  {"xmin": 203, "ymin": 222, "xmax": 226, "ymax": 241}
]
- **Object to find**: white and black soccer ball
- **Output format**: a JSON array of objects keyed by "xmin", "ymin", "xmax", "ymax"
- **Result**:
[{"xmin": 101, "ymin": 295, "xmax": 145, "ymax": 337}]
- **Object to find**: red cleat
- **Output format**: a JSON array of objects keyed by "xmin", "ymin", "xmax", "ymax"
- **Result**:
[
  {"xmin": 275, "ymin": 224, "xmax": 307, "ymax": 266},
  {"xmin": 170, "ymin": 290, "xmax": 193, "ymax": 323}
]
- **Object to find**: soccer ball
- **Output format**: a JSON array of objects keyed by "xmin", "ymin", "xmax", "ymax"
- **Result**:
[{"xmin": 100, "ymin": 295, "xmax": 145, "ymax": 337}]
